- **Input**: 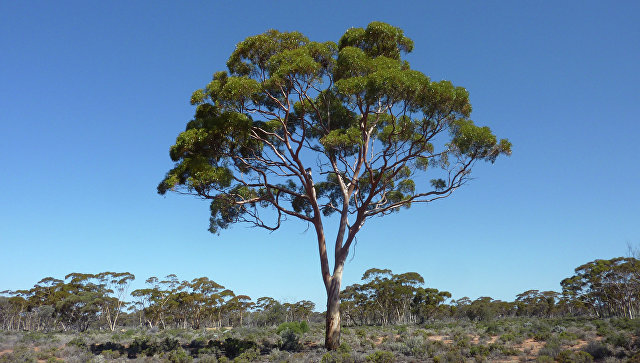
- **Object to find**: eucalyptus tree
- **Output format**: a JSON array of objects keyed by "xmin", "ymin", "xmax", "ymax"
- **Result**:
[
  {"xmin": 561, "ymin": 257, "xmax": 640, "ymax": 318},
  {"xmin": 131, "ymin": 275, "xmax": 181, "ymax": 329},
  {"xmin": 95, "ymin": 272, "xmax": 135, "ymax": 331},
  {"xmin": 411, "ymin": 287, "xmax": 452, "ymax": 323},
  {"xmin": 293, "ymin": 300, "xmax": 315, "ymax": 322},
  {"xmin": 515, "ymin": 290, "xmax": 559, "ymax": 318},
  {"xmin": 159, "ymin": 21, "xmax": 510, "ymax": 349},
  {"xmin": 227, "ymin": 294, "xmax": 253, "ymax": 326}
]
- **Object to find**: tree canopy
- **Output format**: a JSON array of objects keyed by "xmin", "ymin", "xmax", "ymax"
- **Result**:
[{"xmin": 159, "ymin": 21, "xmax": 510, "ymax": 234}]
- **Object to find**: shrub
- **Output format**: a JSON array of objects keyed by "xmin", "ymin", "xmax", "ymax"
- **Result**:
[
  {"xmin": 404, "ymin": 335, "xmax": 427, "ymax": 357},
  {"xmin": 100, "ymin": 349, "xmax": 120, "ymax": 359},
  {"xmin": 222, "ymin": 337, "xmax": 257, "ymax": 359},
  {"xmin": 485, "ymin": 322, "xmax": 501, "ymax": 335},
  {"xmin": 164, "ymin": 347, "xmax": 193, "ymax": 363},
  {"xmin": 605, "ymin": 332, "xmax": 631, "ymax": 349},
  {"xmin": 610, "ymin": 317, "xmax": 640, "ymax": 332},
  {"xmin": 127, "ymin": 336, "xmax": 157, "ymax": 358},
  {"xmin": 628, "ymin": 352, "xmax": 640, "ymax": 363},
  {"xmin": 470, "ymin": 344, "xmax": 490, "ymax": 357},
  {"xmin": 593, "ymin": 320, "xmax": 611, "ymax": 336},
  {"xmin": 90, "ymin": 341, "xmax": 126, "ymax": 356},
  {"xmin": 279, "ymin": 328, "xmax": 301, "ymax": 352},
  {"xmin": 500, "ymin": 333, "xmax": 517, "ymax": 342},
  {"xmin": 444, "ymin": 349, "xmax": 466, "ymax": 362},
  {"xmin": 0, "ymin": 345, "xmax": 38, "ymax": 363},
  {"xmin": 536, "ymin": 356, "xmax": 554, "ymax": 363},
  {"xmin": 582, "ymin": 340, "xmax": 611, "ymax": 360},
  {"xmin": 233, "ymin": 347, "xmax": 260, "ymax": 362},
  {"xmin": 276, "ymin": 321, "xmax": 309, "ymax": 336},
  {"xmin": 320, "ymin": 350, "xmax": 354, "ymax": 363},
  {"xmin": 66, "ymin": 337, "xmax": 87, "ymax": 349},
  {"xmin": 338, "ymin": 342, "xmax": 352, "ymax": 354},
  {"xmin": 556, "ymin": 350, "xmax": 593, "ymax": 363},
  {"xmin": 365, "ymin": 350, "xmax": 394, "ymax": 363},
  {"xmin": 558, "ymin": 331, "xmax": 579, "ymax": 343},
  {"xmin": 538, "ymin": 339, "xmax": 562, "ymax": 359}
]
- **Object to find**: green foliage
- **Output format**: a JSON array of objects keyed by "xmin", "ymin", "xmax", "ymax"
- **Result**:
[
  {"xmin": 160, "ymin": 21, "xmax": 510, "ymax": 241},
  {"xmin": 582, "ymin": 340, "xmax": 611, "ymax": 360},
  {"xmin": 556, "ymin": 350, "xmax": 593, "ymax": 363},
  {"xmin": 278, "ymin": 328, "xmax": 301, "ymax": 352},
  {"xmin": 66, "ymin": 337, "xmax": 87, "ymax": 349},
  {"xmin": 365, "ymin": 350, "xmax": 394, "ymax": 363},
  {"xmin": 276, "ymin": 321, "xmax": 309, "ymax": 335},
  {"xmin": 221, "ymin": 337, "xmax": 257, "ymax": 359},
  {"xmin": 538, "ymin": 338, "xmax": 562, "ymax": 359},
  {"xmin": 604, "ymin": 332, "xmax": 632, "ymax": 349},
  {"xmin": 561, "ymin": 257, "xmax": 640, "ymax": 319},
  {"xmin": 0, "ymin": 345, "xmax": 37, "ymax": 363},
  {"xmin": 469, "ymin": 344, "xmax": 491, "ymax": 357},
  {"xmin": 536, "ymin": 356, "xmax": 554, "ymax": 363},
  {"xmin": 321, "ymin": 350, "xmax": 354, "ymax": 363},
  {"xmin": 164, "ymin": 347, "xmax": 193, "ymax": 363}
]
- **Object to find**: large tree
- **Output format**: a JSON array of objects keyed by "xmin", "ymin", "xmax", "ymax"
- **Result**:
[{"xmin": 159, "ymin": 22, "xmax": 510, "ymax": 349}]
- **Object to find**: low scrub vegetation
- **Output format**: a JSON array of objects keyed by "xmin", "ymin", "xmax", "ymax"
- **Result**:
[{"xmin": 0, "ymin": 317, "xmax": 638, "ymax": 362}]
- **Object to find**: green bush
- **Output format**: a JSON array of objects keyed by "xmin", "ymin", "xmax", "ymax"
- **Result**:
[
  {"xmin": 320, "ymin": 350, "xmax": 354, "ymax": 363},
  {"xmin": 558, "ymin": 331, "xmax": 578, "ymax": 342},
  {"xmin": 499, "ymin": 333, "xmax": 517, "ymax": 342},
  {"xmin": 610, "ymin": 317, "xmax": 640, "ymax": 331},
  {"xmin": 556, "ymin": 350, "xmax": 593, "ymax": 363},
  {"xmin": 0, "ymin": 345, "xmax": 37, "ymax": 363},
  {"xmin": 66, "ymin": 337, "xmax": 87, "ymax": 349},
  {"xmin": 470, "ymin": 344, "xmax": 490, "ymax": 357},
  {"xmin": 582, "ymin": 340, "xmax": 611, "ymax": 360},
  {"xmin": 164, "ymin": 347, "xmax": 193, "ymax": 363},
  {"xmin": 276, "ymin": 321, "xmax": 309, "ymax": 335},
  {"xmin": 365, "ymin": 350, "xmax": 394, "ymax": 363},
  {"xmin": 232, "ymin": 347, "xmax": 260, "ymax": 363},
  {"xmin": 536, "ymin": 355, "xmax": 554, "ymax": 363},
  {"xmin": 404, "ymin": 335, "xmax": 427, "ymax": 357},
  {"xmin": 279, "ymin": 328, "xmax": 301, "ymax": 352},
  {"xmin": 221, "ymin": 337, "xmax": 257, "ymax": 359},
  {"xmin": 593, "ymin": 320, "xmax": 611, "ymax": 336},
  {"xmin": 605, "ymin": 332, "xmax": 631, "ymax": 349},
  {"xmin": 100, "ymin": 349, "xmax": 121, "ymax": 359},
  {"xmin": 538, "ymin": 339, "xmax": 562, "ymax": 359},
  {"xmin": 484, "ymin": 322, "xmax": 502, "ymax": 335},
  {"xmin": 338, "ymin": 342, "xmax": 352, "ymax": 354},
  {"xmin": 628, "ymin": 352, "xmax": 640, "ymax": 363},
  {"xmin": 444, "ymin": 349, "xmax": 465, "ymax": 362}
]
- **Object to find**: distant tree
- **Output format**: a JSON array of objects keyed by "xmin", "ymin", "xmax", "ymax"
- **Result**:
[
  {"xmin": 159, "ymin": 21, "xmax": 511, "ymax": 348},
  {"xmin": 227, "ymin": 294, "xmax": 253, "ymax": 326},
  {"xmin": 95, "ymin": 272, "xmax": 135, "ymax": 331},
  {"xmin": 340, "ymin": 268, "xmax": 446, "ymax": 325},
  {"xmin": 561, "ymin": 257, "xmax": 640, "ymax": 318},
  {"xmin": 515, "ymin": 290, "xmax": 559, "ymax": 318},
  {"xmin": 131, "ymin": 275, "xmax": 180, "ymax": 329},
  {"xmin": 293, "ymin": 300, "xmax": 315, "ymax": 322},
  {"xmin": 411, "ymin": 287, "xmax": 452, "ymax": 323}
]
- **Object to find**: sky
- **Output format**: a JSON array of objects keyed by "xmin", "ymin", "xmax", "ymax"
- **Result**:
[{"xmin": 1, "ymin": 1, "xmax": 639, "ymax": 309}]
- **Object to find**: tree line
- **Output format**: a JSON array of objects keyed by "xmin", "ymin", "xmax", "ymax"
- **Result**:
[
  {"xmin": 1, "ymin": 256, "xmax": 638, "ymax": 332},
  {"xmin": 0, "ymin": 273, "xmax": 315, "ymax": 332},
  {"xmin": 341, "ymin": 257, "xmax": 640, "ymax": 325}
]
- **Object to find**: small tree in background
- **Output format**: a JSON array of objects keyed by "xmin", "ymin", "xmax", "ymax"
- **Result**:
[{"xmin": 159, "ymin": 21, "xmax": 510, "ymax": 349}]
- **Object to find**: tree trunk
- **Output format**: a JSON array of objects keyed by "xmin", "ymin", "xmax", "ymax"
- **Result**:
[{"xmin": 325, "ymin": 273, "xmax": 342, "ymax": 350}]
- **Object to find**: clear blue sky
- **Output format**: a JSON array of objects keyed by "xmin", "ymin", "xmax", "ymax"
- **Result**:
[{"xmin": 1, "ymin": 1, "xmax": 639, "ymax": 309}]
